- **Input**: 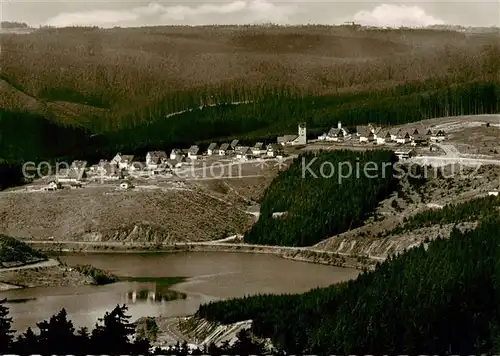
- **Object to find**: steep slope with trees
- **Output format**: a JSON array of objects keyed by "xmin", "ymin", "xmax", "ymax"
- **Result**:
[
  {"xmin": 198, "ymin": 215, "xmax": 500, "ymax": 354},
  {"xmin": 244, "ymin": 150, "xmax": 398, "ymax": 246}
]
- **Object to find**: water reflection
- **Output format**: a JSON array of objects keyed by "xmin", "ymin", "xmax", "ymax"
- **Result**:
[
  {"xmin": 124, "ymin": 283, "xmax": 186, "ymax": 304},
  {"xmin": 6, "ymin": 252, "xmax": 359, "ymax": 333}
]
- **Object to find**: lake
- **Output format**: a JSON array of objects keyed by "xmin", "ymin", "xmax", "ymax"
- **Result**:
[{"xmin": 1, "ymin": 252, "xmax": 360, "ymax": 333}]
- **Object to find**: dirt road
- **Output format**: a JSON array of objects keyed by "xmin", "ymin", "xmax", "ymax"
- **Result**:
[
  {"xmin": 165, "ymin": 101, "xmax": 253, "ymax": 119},
  {"xmin": 410, "ymin": 156, "xmax": 500, "ymax": 167},
  {"xmin": 433, "ymin": 143, "xmax": 461, "ymax": 158}
]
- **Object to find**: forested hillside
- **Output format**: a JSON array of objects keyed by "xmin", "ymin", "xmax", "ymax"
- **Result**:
[
  {"xmin": 0, "ymin": 109, "xmax": 97, "ymax": 190},
  {"xmin": 1, "ymin": 26, "xmax": 499, "ymax": 190},
  {"xmin": 198, "ymin": 214, "xmax": 500, "ymax": 354},
  {"xmin": 2, "ymin": 25, "xmax": 499, "ymax": 128},
  {"xmin": 0, "ymin": 109, "xmax": 94, "ymax": 164},
  {"xmin": 1, "ymin": 80, "xmax": 498, "ymax": 190},
  {"xmin": 102, "ymin": 80, "xmax": 500, "ymax": 152},
  {"xmin": 244, "ymin": 150, "xmax": 397, "ymax": 246}
]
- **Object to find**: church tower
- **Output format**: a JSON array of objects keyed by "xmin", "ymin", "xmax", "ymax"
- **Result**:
[{"xmin": 297, "ymin": 123, "xmax": 307, "ymax": 145}]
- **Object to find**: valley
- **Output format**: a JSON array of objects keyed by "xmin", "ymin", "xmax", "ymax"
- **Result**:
[{"xmin": 1, "ymin": 21, "xmax": 499, "ymax": 355}]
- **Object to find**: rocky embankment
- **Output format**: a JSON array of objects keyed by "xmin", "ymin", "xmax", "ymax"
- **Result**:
[
  {"xmin": 314, "ymin": 222, "xmax": 478, "ymax": 261},
  {"xmin": 179, "ymin": 316, "xmax": 254, "ymax": 347}
]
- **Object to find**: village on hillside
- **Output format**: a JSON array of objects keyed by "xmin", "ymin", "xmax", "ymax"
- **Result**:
[{"xmin": 37, "ymin": 120, "xmax": 450, "ymax": 192}]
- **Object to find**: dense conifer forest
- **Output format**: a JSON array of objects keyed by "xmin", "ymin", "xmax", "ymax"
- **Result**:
[
  {"xmin": 1, "ymin": 80, "xmax": 499, "ymax": 190},
  {"xmin": 244, "ymin": 150, "xmax": 397, "ymax": 246},
  {"xmin": 198, "ymin": 214, "xmax": 500, "ymax": 354},
  {"xmin": 103, "ymin": 80, "xmax": 500, "ymax": 152}
]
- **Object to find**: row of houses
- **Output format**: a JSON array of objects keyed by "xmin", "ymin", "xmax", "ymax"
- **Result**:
[
  {"xmin": 77, "ymin": 140, "xmax": 285, "ymax": 178},
  {"xmin": 170, "ymin": 140, "xmax": 284, "ymax": 162},
  {"xmin": 317, "ymin": 122, "xmax": 446, "ymax": 145},
  {"xmin": 72, "ymin": 125, "xmax": 306, "ymax": 178}
]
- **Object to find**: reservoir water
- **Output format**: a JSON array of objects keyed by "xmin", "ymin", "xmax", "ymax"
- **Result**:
[{"xmin": 1, "ymin": 252, "xmax": 360, "ymax": 333}]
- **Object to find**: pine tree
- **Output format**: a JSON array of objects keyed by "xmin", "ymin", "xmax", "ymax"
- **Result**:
[
  {"xmin": 36, "ymin": 308, "xmax": 75, "ymax": 354},
  {"xmin": 0, "ymin": 298, "xmax": 14, "ymax": 353},
  {"xmin": 14, "ymin": 327, "xmax": 39, "ymax": 355},
  {"xmin": 230, "ymin": 329, "xmax": 266, "ymax": 356},
  {"xmin": 90, "ymin": 304, "xmax": 135, "ymax": 354}
]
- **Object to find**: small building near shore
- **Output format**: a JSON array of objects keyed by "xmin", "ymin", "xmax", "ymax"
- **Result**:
[
  {"xmin": 395, "ymin": 148, "xmax": 416, "ymax": 160},
  {"xmin": 46, "ymin": 181, "xmax": 61, "ymax": 191},
  {"xmin": 266, "ymin": 144, "xmax": 284, "ymax": 158},
  {"xmin": 218, "ymin": 143, "xmax": 230, "ymax": 156},
  {"xmin": 206, "ymin": 143, "xmax": 219, "ymax": 156},
  {"xmin": 236, "ymin": 146, "xmax": 251, "ymax": 160},
  {"xmin": 187, "ymin": 145, "xmax": 200, "ymax": 160},
  {"xmin": 146, "ymin": 151, "xmax": 168, "ymax": 169}
]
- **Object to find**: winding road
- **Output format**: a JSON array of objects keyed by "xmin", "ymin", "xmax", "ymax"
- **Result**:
[
  {"xmin": 165, "ymin": 101, "xmax": 253, "ymax": 119},
  {"xmin": 410, "ymin": 142, "xmax": 500, "ymax": 167}
]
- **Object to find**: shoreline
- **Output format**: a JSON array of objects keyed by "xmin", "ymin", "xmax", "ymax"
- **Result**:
[
  {"xmin": 1, "ymin": 240, "xmax": 378, "ymax": 292},
  {"xmin": 26, "ymin": 240, "xmax": 380, "ymax": 270}
]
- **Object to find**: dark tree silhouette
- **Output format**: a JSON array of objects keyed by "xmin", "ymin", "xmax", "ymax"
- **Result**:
[
  {"xmin": 0, "ymin": 298, "xmax": 14, "ymax": 354},
  {"xmin": 36, "ymin": 308, "xmax": 76, "ymax": 354},
  {"xmin": 90, "ymin": 304, "xmax": 136, "ymax": 354}
]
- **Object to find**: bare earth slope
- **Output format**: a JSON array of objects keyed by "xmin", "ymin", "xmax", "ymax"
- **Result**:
[{"xmin": 0, "ymin": 185, "xmax": 253, "ymax": 243}]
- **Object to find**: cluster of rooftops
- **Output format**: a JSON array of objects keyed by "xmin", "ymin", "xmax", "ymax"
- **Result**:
[
  {"xmin": 318, "ymin": 121, "xmax": 446, "ymax": 145},
  {"xmin": 169, "ymin": 139, "xmax": 284, "ymax": 161},
  {"xmin": 72, "ymin": 139, "xmax": 286, "ymax": 176},
  {"xmin": 53, "ymin": 122, "xmax": 447, "ymax": 182}
]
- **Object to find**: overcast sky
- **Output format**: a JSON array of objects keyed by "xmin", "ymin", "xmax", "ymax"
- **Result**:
[{"xmin": 2, "ymin": 0, "xmax": 499, "ymax": 28}]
